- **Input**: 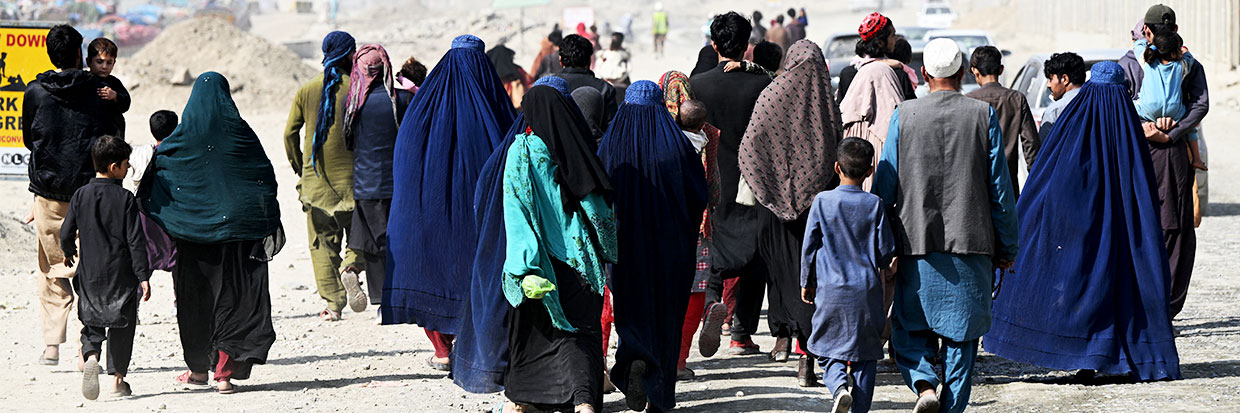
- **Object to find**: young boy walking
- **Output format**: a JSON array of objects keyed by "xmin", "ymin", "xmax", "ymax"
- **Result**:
[
  {"xmin": 799, "ymin": 138, "xmax": 896, "ymax": 413},
  {"xmin": 61, "ymin": 135, "xmax": 151, "ymax": 400}
]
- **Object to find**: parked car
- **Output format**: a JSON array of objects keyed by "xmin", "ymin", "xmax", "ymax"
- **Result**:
[
  {"xmin": 924, "ymin": 29, "xmax": 1008, "ymax": 55},
  {"xmin": 1009, "ymin": 49, "xmax": 1209, "ymax": 213},
  {"xmin": 917, "ymin": 2, "xmax": 957, "ymax": 28},
  {"xmin": 824, "ymin": 27, "xmax": 936, "ymax": 89}
]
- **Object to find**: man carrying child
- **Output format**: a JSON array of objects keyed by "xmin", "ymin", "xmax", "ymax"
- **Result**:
[
  {"xmin": 23, "ymin": 24, "xmax": 122, "ymax": 367},
  {"xmin": 61, "ymin": 135, "xmax": 151, "ymax": 400}
]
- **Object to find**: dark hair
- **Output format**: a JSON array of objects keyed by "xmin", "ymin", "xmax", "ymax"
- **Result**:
[
  {"xmin": 855, "ymin": 21, "xmax": 895, "ymax": 59},
  {"xmin": 837, "ymin": 138, "xmax": 875, "ymax": 179},
  {"xmin": 401, "ymin": 57, "xmax": 427, "ymax": 86},
  {"xmin": 91, "ymin": 135, "xmax": 132, "ymax": 174},
  {"xmin": 47, "ymin": 24, "xmax": 84, "ymax": 70},
  {"xmin": 678, "ymin": 100, "xmax": 708, "ymax": 131},
  {"xmin": 969, "ymin": 45, "xmax": 1003, "ymax": 76},
  {"xmin": 891, "ymin": 37, "xmax": 913, "ymax": 64},
  {"xmin": 1042, "ymin": 52, "xmax": 1087, "ymax": 85},
  {"xmin": 87, "ymin": 37, "xmax": 117, "ymax": 62},
  {"xmin": 548, "ymin": 24, "xmax": 563, "ymax": 46},
  {"xmin": 752, "ymin": 11, "xmax": 763, "ymax": 25},
  {"xmin": 559, "ymin": 34, "xmax": 594, "ymax": 68},
  {"xmin": 1144, "ymin": 31, "xmax": 1184, "ymax": 65},
  {"xmin": 149, "ymin": 110, "xmax": 178, "ymax": 141},
  {"xmin": 710, "ymin": 12, "xmax": 752, "ymax": 60},
  {"xmin": 776, "ymin": 15, "xmax": 785, "ymax": 24},
  {"xmin": 610, "ymin": 32, "xmax": 625, "ymax": 51},
  {"xmin": 787, "ymin": 8, "xmax": 797, "ymax": 18},
  {"xmin": 753, "ymin": 41, "xmax": 784, "ymax": 72}
]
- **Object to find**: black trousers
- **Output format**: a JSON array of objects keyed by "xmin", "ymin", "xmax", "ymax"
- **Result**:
[
  {"xmin": 173, "ymin": 241, "xmax": 275, "ymax": 380},
  {"xmin": 80, "ymin": 307, "xmax": 137, "ymax": 376},
  {"xmin": 1166, "ymin": 228, "xmax": 1197, "ymax": 318},
  {"xmin": 721, "ymin": 259, "xmax": 768, "ymax": 342},
  {"xmin": 349, "ymin": 199, "xmax": 391, "ymax": 306}
]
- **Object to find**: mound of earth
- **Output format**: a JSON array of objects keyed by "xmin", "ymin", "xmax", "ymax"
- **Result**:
[{"xmin": 123, "ymin": 17, "xmax": 317, "ymax": 110}]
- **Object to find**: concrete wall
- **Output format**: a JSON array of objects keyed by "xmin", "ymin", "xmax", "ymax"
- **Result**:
[{"xmin": 969, "ymin": 0, "xmax": 1240, "ymax": 70}]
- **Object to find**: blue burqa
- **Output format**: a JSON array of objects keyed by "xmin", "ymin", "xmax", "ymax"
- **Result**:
[
  {"xmin": 598, "ymin": 80, "xmax": 708, "ymax": 411},
  {"xmin": 984, "ymin": 61, "xmax": 1181, "ymax": 381},
  {"xmin": 452, "ymin": 77, "xmax": 571, "ymax": 393},
  {"xmin": 382, "ymin": 35, "xmax": 517, "ymax": 332}
]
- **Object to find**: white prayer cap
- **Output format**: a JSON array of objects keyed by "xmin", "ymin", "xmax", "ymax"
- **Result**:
[{"xmin": 923, "ymin": 38, "xmax": 963, "ymax": 79}]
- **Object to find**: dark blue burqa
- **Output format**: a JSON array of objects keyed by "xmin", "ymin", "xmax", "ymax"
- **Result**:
[
  {"xmin": 984, "ymin": 62, "xmax": 1181, "ymax": 381},
  {"xmin": 383, "ymin": 35, "xmax": 516, "ymax": 332},
  {"xmin": 599, "ymin": 80, "xmax": 708, "ymax": 411},
  {"xmin": 452, "ymin": 78, "xmax": 571, "ymax": 393}
]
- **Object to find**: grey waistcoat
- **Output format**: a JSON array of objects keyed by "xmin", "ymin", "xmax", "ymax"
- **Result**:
[{"xmin": 894, "ymin": 90, "xmax": 995, "ymax": 256}]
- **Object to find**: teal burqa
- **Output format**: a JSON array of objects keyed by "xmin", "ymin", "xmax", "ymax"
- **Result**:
[{"xmin": 139, "ymin": 72, "xmax": 281, "ymax": 244}]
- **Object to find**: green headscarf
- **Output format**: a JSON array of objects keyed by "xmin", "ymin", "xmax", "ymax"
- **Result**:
[{"xmin": 139, "ymin": 72, "xmax": 281, "ymax": 244}]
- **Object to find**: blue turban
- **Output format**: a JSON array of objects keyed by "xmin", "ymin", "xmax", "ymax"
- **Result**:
[{"xmin": 312, "ymin": 30, "xmax": 355, "ymax": 175}]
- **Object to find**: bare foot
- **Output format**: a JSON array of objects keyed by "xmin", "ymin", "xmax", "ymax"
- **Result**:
[
  {"xmin": 432, "ymin": 356, "xmax": 450, "ymax": 365},
  {"xmin": 43, "ymin": 345, "xmax": 59, "ymax": 361},
  {"xmin": 217, "ymin": 379, "xmax": 237, "ymax": 394}
]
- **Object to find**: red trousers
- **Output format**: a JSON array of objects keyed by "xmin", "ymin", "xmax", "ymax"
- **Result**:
[
  {"xmin": 677, "ymin": 293, "xmax": 706, "ymax": 370},
  {"xmin": 601, "ymin": 287, "xmax": 614, "ymax": 357},
  {"xmin": 721, "ymin": 277, "xmax": 739, "ymax": 325},
  {"xmin": 425, "ymin": 329, "xmax": 455, "ymax": 359}
]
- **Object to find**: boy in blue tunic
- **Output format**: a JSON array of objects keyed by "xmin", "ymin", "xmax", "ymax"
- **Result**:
[{"xmin": 800, "ymin": 137, "xmax": 896, "ymax": 413}]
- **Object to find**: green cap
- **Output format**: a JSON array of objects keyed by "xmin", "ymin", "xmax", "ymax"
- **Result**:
[{"xmin": 1144, "ymin": 4, "xmax": 1176, "ymax": 25}]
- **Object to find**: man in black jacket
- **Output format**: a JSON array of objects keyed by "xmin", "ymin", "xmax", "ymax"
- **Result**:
[
  {"xmin": 690, "ymin": 11, "xmax": 774, "ymax": 359},
  {"xmin": 22, "ymin": 24, "xmax": 120, "ymax": 366},
  {"xmin": 557, "ymin": 34, "xmax": 619, "ymax": 128}
]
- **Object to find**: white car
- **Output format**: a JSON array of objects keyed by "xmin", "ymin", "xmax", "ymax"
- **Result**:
[
  {"xmin": 917, "ymin": 2, "xmax": 957, "ymax": 28},
  {"xmin": 1009, "ymin": 49, "xmax": 1209, "ymax": 213},
  {"xmin": 924, "ymin": 29, "xmax": 1000, "ymax": 54}
]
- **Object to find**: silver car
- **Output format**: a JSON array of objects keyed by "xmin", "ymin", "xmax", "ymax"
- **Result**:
[{"xmin": 1009, "ymin": 49, "xmax": 1209, "ymax": 214}]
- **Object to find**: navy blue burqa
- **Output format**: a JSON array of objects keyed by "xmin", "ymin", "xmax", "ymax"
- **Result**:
[
  {"xmin": 382, "ymin": 35, "xmax": 516, "ymax": 331},
  {"xmin": 984, "ymin": 62, "xmax": 1180, "ymax": 381},
  {"xmin": 599, "ymin": 80, "xmax": 708, "ymax": 410},
  {"xmin": 452, "ymin": 77, "xmax": 572, "ymax": 393}
]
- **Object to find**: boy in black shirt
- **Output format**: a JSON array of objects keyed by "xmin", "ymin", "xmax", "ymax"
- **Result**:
[{"xmin": 61, "ymin": 135, "xmax": 151, "ymax": 399}]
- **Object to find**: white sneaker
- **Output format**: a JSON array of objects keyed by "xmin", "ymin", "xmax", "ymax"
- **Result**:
[
  {"xmin": 341, "ymin": 269, "xmax": 367, "ymax": 313},
  {"xmin": 832, "ymin": 386, "xmax": 853, "ymax": 413}
]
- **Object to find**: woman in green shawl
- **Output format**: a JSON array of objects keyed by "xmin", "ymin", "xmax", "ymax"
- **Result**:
[{"xmin": 138, "ymin": 72, "xmax": 283, "ymax": 394}]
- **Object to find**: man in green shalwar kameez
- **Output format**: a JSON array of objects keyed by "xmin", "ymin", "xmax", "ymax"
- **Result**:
[{"xmin": 284, "ymin": 31, "xmax": 366, "ymax": 321}]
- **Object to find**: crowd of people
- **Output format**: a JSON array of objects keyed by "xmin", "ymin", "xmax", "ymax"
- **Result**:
[{"xmin": 20, "ymin": 2, "xmax": 1208, "ymax": 412}]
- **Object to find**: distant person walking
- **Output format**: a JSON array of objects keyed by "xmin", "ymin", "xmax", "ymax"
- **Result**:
[
  {"xmin": 23, "ymin": 24, "xmax": 121, "ymax": 367},
  {"xmin": 872, "ymin": 39, "xmax": 1018, "ymax": 413},
  {"xmin": 785, "ymin": 8, "xmax": 805, "ymax": 43},
  {"xmin": 283, "ymin": 31, "xmax": 366, "ymax": 322},
  {"xmin": 765, "ymin": 16, "xmax": 790, "ymax": 53},
  {"xmin": 653, "ymin": 3, "xmax": 669, "ymax": 56},
  {"xmin": 595, "ymin": 32, "xmax": 631, "ymax": 87}
]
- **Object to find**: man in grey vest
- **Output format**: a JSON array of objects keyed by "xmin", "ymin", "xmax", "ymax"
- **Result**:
[{"xmin": 871, "ymin": 38, "xmax": 1018, "ymax": 413}]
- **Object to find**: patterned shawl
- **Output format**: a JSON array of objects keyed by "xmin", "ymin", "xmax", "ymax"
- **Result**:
[
  {"xmin": 739, "ymin": 40, "xmax": 843, "ymax": 221},
  {"xmin": 343, "ymin": 44, "xmax": 397, "ymax": 145}
]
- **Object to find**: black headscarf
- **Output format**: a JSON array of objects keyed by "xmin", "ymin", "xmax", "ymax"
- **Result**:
[
  {"xmin": 691, "ymin": 45, "xmax": 718, "ymax": 76},
  {"xmin": 521, "ymin": 85, "xmax": 613, "ymax": 202},
  {"xmin": 486, "ymin": 44, "xmax": 523, "ymax": 83}
]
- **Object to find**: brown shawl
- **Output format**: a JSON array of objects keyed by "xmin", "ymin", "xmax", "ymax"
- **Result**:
[{"xmin": 738, "ymin": 40, "xmax": 843, "ymax": 221}]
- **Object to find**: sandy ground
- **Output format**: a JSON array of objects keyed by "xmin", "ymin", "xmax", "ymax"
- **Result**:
[{"xmin": 1, "ymin": 1, "xmax": 1239, "ymax": 411}]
